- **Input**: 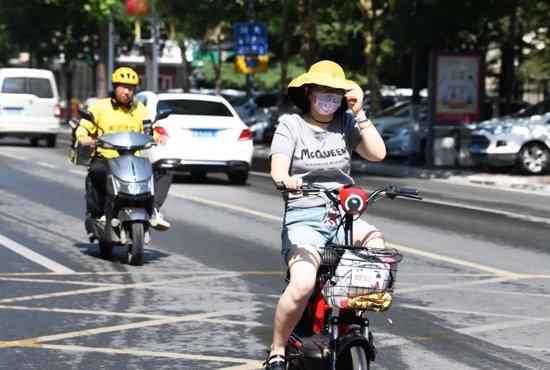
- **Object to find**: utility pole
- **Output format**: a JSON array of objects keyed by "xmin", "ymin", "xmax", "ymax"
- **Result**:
[
  {"xmin": 246, "ymin": 0, "xmax": 254, "ymax": 100},
  {"xmin": 409, "ymin": 0, "xmax": 422, "ymax": 165},
  {"xmin": 107, "ymin": 20, "xmax": 115, "ymax": 95},
  {"xmin": 150, "ymin": 1, "xmax": 159, "ymax": 92}
]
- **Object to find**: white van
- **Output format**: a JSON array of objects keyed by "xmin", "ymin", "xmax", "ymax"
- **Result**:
[{"xmin": 0, "ymin": 68, "xmax": 60, "ymax": 147}]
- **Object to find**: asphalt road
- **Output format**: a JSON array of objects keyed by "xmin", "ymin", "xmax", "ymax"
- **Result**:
[{"xmin": 0, "ymin": 137, "xmax": 549, "ymax": 370}]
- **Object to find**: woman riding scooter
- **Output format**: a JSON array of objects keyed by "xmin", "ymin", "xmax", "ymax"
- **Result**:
[
  {"xmin": 266, "ymin": 60, "xmax": 387, "ymax": 369},
  {"xmin": 76, "ymin": 66, "xmax": 172, "ymax": 231}
]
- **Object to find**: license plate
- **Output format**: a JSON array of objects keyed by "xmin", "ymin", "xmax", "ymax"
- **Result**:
[
  {"xmin": 191, "ymin": 129, "xmax": 217, "ymax": 138},
  {"xmin": 351, "ymin": 267, "xmax": 378, "ymax": 288},
  {"xmin": 2, "ymin": 107, "xmax": 23, "ymax": 115}
]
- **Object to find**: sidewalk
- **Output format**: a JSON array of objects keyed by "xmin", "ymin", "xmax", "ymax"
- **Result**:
[{"xmin": 252, "ymin": 145, "xmax": 550, "ymax": 194}]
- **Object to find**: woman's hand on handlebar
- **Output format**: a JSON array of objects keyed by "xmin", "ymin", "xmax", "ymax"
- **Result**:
[
  {"xmin": 78, "ymin": 136, "xmax": 96, "ymax": 147},
  {"xmin": 279, "ymin": 175, "xmax": 303, "ymax": 191}
]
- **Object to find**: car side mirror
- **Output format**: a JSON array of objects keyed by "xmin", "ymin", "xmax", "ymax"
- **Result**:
[
  {"xmin": 77, "ymin": 108, "xmax": 95, "ymax": 124},
  {"xmin": 155, "ymin": 108, "xmax": 172, "ymax": 122}
]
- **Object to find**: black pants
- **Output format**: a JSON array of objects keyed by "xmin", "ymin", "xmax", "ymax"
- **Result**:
[{"xmin": 86, "ymin": 158, "xmax": 172, "ymax": 215}]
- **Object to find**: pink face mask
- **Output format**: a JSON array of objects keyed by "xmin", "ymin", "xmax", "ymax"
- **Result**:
[{"xmin": 313, "ymin": 92, "xmax": 343, "ymax": 115}]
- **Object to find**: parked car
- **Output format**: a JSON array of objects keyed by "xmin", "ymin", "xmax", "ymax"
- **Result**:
[
  {"xmin": 469, "ymin": 99, "xmax": 550, "ymax": 175},
  {"xmin": 135, "ymin": 91, "xmax": 253, "ymax": 184},
  {"xmin": 242, "ymin": 106, "xmax": 279, "ymax": 142},
  {"xmin": 372, "ymin": 101, "xmax": 427, "ymax": 134},
  {"xmin": 0, "ymin": 68, "xmax": 60, "ymax": 147},
  {"xmin": 381, "ymin": 119, "xmax": 428, "ymax": 162}
]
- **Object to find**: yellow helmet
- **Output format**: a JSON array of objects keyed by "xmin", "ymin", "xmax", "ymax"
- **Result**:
[{"xmin": 111, "ymin": 67, "xmax": 139, "ymax": 85}]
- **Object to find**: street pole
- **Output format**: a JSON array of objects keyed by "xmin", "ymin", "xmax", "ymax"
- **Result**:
[
  {"xmin": 151, "ymin": 1, "xmax": 159, "ymax": 92},
  {"xmin": 427, "ymin": 52, "xmax": 436, "ymax": 167},
  {"xmin": 107, "ymin": 20, "xmax": 115, "ymax": 96},
  {"xmin": 246, "ymin": 0, "xmax": 254, "ymax": 99},
  {"xmin": 409, "ymin": 0, "xmax": 422, "ymax": 165}
]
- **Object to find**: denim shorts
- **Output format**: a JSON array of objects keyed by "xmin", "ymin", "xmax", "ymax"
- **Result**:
[{"xmin": 281, "ymin": 203, "xmax": 345, "ymax": 257}]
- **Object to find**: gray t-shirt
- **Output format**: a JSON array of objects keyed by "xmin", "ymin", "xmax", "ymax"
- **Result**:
[{"xmin": 270, "ymin": 112, "xmax": 362, "ymax": 208}]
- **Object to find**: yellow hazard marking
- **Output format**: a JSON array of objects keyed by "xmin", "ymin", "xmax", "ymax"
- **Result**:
[
  {"xmin": 6, "ymin": 343, "xmax": 264, "ymax": 368},
  {"xmin": 0, "ymin": 271, "xmax": 278, "ymax": 304}
]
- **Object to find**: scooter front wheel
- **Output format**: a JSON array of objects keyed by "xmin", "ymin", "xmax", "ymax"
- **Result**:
[
  {"xmin": 337, "ymin": 345, "xmax": 369, "ymax": 370},
  {"xmin": 127, "ymin": 223, "xmax": 144, "ymax": 265}
]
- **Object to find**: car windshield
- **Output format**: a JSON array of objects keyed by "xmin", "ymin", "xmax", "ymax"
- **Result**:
[
  {"xmin": 1, "ymin": 77, "xmax": 53, "ymax": 98},
  {"xmin": 511, "ymin": 99, "xmax": 550, "ymax": 118},
  {"xmin": 160, "ymin": 99, "xmax": 233, "ymax": 117}
]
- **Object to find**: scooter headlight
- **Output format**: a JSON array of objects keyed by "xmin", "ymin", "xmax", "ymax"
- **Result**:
[{"xmin": 110, "ymin": 176, "xmax": 153, "ymax": 195}]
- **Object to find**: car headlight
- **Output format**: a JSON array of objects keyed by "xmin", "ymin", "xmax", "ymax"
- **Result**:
[{"xmin": 110, "ymin": 176, "xmax": 154, "ymax": 195}]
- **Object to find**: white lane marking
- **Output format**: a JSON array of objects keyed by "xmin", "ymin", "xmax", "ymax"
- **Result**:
[
  {"xmin": 171, "ymin": 193, "xmax": 282, "ymax": 221},
  {"xmin": 397, "ymin": 195, "xmax": 550, "ymax": 225},
  {"xmin": 0, "ymin": 151, "xmax": 27, "ymax": 161},
  {"xmin": 398, "ymin": 304, "xmax": 550, "ymax": 321},
  {"xmin": 0, "ymin": 233, "xmax": 74, "ymax": 274},
  {"xmin": 453, "ymin": 287, "xmax": 550, "ymax": 299},
  {"xmin": 36, "ymin": 161, "xmax": 58, "ymax": 169},
  {"xmin": 431, "ymin": 177, "xmax": 550, "ymax": 198},
  {"xmin": 69, "ymin": 168, "xmax": 85, "ymax": 176},
  {"xmin": 250, "ymin": 171, "xmax": 270, "ymax": 178},
  {"xmin": 387, "ymin": 243, "xmax": 518, "ymax": 277},
  {"xmin": 457, "ymin": 317, "xmax": 550, "ymax": 335},
  {"xmin": 398, "ymin": 276, "xmax": 520, "ymax": 294},
  {"xmin": 504, "ymin": 345, "xmax": 550, "ymax": 353}
]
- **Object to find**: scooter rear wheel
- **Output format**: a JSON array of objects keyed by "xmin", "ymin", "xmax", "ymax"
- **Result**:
[{"xmin": 127, "ymin": 223, "xmax": 144, "ymax": 265}]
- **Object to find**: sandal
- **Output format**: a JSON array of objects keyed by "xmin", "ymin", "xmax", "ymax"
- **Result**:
[{"xmin": 263, "ymin": 353, "xmax": 286, "ymax": 370}]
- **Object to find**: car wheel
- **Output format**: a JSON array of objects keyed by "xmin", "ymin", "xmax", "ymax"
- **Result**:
[
  {"xmin": 517, "ymin": 142, "xmax": 550, "ymax": 175},
  {"xmin": 46, "ymin": 135, "xmax": 56, "ymax": 148},
  {"xmin": 228, "ymin": 170, "xmax": 248, "ymax": 185}
]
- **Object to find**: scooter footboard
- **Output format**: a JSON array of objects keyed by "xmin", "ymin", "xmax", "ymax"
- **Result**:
[{"xmin": 118, "ymin": 208, "xmax": 150, "ymax": 223}]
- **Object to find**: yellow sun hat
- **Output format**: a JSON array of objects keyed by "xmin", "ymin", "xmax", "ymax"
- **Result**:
[{"xmin": 287, "ymin": 60, "xmax": 360, "ymax": 111}]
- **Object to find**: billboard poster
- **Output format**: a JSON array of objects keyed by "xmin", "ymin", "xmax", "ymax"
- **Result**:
[{"xmin": 434, "ymin": 53, "xmax": 483, "ymax": 123}]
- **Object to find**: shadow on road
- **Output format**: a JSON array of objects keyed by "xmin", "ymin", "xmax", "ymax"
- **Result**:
[{"xmin": 74, "ymin": 242, "xmax": 170, "ymax": 265}]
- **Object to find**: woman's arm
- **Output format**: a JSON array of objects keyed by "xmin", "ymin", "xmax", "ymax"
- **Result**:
[
  {"xmin": 355, "ymin": 117, "xmax": 386, "ymax": 162},
  {"xmin": 270, "ymin": 153, "xmax": 303, "ymax": 190},
  {"xmin": 344, "ymin": 86, "xmax": 386, "ymax": 162}
]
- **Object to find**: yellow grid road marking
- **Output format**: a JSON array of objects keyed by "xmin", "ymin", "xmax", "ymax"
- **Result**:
[
  {"xmin": 0, "ymin": 277, "xmax": 119, "ymax": 287},
  {"xmin": 0, "ymin": 305, "xmax": 264, "ymax": 327},
  {"xmin": 0, "ymin": 308, "xmax": 257, "ymax": 347},
  {"xmin": 0, "ymin": 272, "xmax": 247, "ymax": 304},
  {"xmin": 3, "ymin": 343, "xmax": 264, "ymax": 368}
]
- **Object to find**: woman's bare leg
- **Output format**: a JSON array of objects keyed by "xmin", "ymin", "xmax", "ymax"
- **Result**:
[
  {"xmin": 353, "ymin": 219, "xmax": 385, "ymax": 248},
  {"xmin": 270, "ymin": 244, "xmax": 321, "ymax": 356}
]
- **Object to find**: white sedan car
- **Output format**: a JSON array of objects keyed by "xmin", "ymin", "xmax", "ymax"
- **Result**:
[{"xmin": 135, "ymin": 91, "xmax": 253, "ymax": 184}]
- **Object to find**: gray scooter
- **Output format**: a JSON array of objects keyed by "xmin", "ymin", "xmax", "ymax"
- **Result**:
[{"xmin": 80, "ymin": 108, "xmax": 170, "ymax": 265}]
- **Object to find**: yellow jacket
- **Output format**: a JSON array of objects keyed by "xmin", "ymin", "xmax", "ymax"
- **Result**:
[{"xmin": 75, "ymin": 98, "xmax": 150, "ymax": 158}]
